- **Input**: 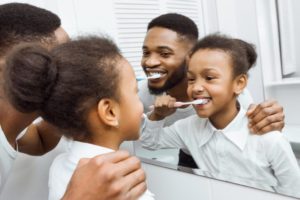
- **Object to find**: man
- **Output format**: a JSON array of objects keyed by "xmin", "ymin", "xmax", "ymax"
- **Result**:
[
  {"xmin": 0, "ymin": 3, "xmax": 146, "ymax": 199},
  {"xmin": 139, "ymin": 13, "xmax": 285, "ymax": 168}
]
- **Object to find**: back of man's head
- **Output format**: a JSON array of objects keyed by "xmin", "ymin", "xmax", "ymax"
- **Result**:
[
  {"xmin": 0, "ymin": 3, "xmax": 61, "ymax": 57},
  {"xmin": 147, "ymin": 13, "xmax": 199, "ymax": 42}
]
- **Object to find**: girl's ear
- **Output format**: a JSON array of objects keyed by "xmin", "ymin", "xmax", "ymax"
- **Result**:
[
  {"xmin": 97, "ymin": 99, "xmax": 120, "ymax": 127},
  {"xmin": 234, "ymin": 74, "xmax": 248, "ymax": 95}
]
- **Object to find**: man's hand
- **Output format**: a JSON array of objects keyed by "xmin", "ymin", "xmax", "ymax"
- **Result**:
[
  {"xmin": 246, "ymin": 99, "xmax": 285, "ymax": 134},
  {"xmin": 149, "ymin": 95, "xmax": 177, "ymax": 121},
  {"xmin": 62, "ymin": 151, "xmax": 146, "ymax": 200}
]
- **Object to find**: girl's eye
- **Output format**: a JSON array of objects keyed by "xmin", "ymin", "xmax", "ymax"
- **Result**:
[
  {"xmin": 160, "ymin": 52, "xmax": 171, "ymax": 58},
  {"xmin": 206, "ymin": 76, "xmax": 215, "ymax": 81},
  {"xmin": 187, "ymin": 78, "xmax": 195, "ymax": 83}
]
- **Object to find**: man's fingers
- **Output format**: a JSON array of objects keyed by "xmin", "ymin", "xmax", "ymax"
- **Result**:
[
  {"xmin": 248, "ymin": 107, "xmax": 277, "ymax": 127},
  {"xmin": 249, "ymin": 113, "xmax": 284, "ymax": 134},
  {"xmin": 247, "ymin": 99, "xmax": 278, "ymax": 119},
  {"xmin": 246, "ymin": 104, "xmax": 257, "ymax": 117},
  {"xmin": 121, "ymin": 168, "xmax": 146, "ymax": 196},
  {"xmin": 258, "ymin": 121, "xmax": 285, "ymax": 134},
  {"xmin": 108, "ymin": 156, "xmax": 143, "ymax": 177},
  {"xmin": 77, "ymin": 158, "xmax": 90, "ymax": 167},
  {"xmin": 126, "ymin": 182, "xmax": 147, "ymax": 200},
  {"xmin": 92, "ymin": 150, "xmax": 131, "ymax": 164}
]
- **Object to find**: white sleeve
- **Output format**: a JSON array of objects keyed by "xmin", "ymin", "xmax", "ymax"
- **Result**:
[
  {"xmin": 265, "ymin": 133, "xmax": 300, "ymax": 198},
  {"xmin": 140, "ymin": 117, "xmax": 187, "ymax": 150},
  {"xmin": 138, "ymin": 80, "xmax": 155, "ymax": 113},
  {"xmin": 238, "ymin": 88, "xmax": 254, "ymax": 110},
  {"xmin": 0, "ymin": 127, "xmax": 17, "ymax": 192}
]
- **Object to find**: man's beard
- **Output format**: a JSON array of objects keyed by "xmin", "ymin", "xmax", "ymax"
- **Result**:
[{"xmin": 148, "ymin": 61, "xmax": 186, "ymax": 95}]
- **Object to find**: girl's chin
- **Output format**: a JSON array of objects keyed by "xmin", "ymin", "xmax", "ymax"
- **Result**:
[{"xmin": 196, "ymin": 112, "xmax": 210, "ymax": 119}]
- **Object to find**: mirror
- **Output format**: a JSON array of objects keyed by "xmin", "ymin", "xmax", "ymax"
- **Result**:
[{"xmin": 132, "ymin": 0, "xmax": 300, "ymax": 199}]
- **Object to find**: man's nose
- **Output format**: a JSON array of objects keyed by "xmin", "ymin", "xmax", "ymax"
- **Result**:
[{"xmin": 143, "ymin": 55, "xmax": 160, "ymax": 68}]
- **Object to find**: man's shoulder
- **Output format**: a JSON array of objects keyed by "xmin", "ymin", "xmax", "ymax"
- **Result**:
[{"xmin": 138, "ymin": 80, "xmax": 150, "ymax": 96}]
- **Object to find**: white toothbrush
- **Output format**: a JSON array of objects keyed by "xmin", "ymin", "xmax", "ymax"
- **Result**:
[
  {"xmin": 174, "ymin": 99, "xmax": 208, "ymax": 107},
  {"xmin": 149, "ymin": 99, "xmax": 208, "ymax": 110},
  {"xmin": 136, "ymin": 73, "xmax": 162, "ymax": 81}
]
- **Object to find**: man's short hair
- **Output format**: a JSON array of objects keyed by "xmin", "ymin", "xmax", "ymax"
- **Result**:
[
  {"xmin": 147, "ymin": 13, "xmax": 199, "ymax": 42},
  {"xmin": 0, "ymin": 3, "xmax": 61, "ymax": 57}
]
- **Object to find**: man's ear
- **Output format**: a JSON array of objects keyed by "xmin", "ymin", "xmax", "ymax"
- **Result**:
[
  {"xmin": 234, "ymin": 74, "xmax": 248, "ymax": 95},
  {"xmin": 97, "ymin": 99, "xmax": 120, "ymax": 127}
]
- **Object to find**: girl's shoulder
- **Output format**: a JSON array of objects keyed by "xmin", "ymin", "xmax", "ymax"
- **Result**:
[
  {"xmin": 257, "ymin": 130, "xmax": 289, "ymax": 151},
  {"xmin": 260, "ymin": 130, "xmax": 284, "ymax": 141}
]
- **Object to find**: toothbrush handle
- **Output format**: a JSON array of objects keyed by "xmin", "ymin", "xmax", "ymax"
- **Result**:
[
  {"xmin": 149, "ymin": 102, "xmax": 183, "ymax": 110},
  {"xmin": 174, "ymin": 102, "xmax": 185, "ymax": 107}
]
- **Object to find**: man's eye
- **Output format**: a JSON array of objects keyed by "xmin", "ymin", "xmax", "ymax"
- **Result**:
[{"xmin": 143, "ymin": 51, "xmax": 150, "ymax": 57}]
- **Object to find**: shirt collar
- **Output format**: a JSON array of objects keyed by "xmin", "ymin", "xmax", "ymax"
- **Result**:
[
  {"xmin": 68, "ymin": 141, "xmax": 114, "ymax": 163},
  {"xmin": 205, "ymin": 107, "xmax": 249, "ymax": 151}
]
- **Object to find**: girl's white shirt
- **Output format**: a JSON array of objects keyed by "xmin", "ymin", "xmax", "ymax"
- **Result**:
[
  {"xmin": 141, "ymin": 108, "xmax": 300, "ymax": 198},
  {"xmin": 48, "ymin": 141, "xmax": 155, "ymax": 200}
]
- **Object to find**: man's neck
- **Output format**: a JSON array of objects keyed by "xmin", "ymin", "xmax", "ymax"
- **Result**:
[
  {"xmin": 0, "ymin": 102, "xmax": 38, "ymax": 148},
  {"xmin": 166, "ymin": 77, "xmax": 189, "ymax": 102}
]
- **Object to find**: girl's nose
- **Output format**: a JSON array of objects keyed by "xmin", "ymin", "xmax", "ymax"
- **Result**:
[{"xmin": 192, "ymin": 81, "xmax": 205, "ymax": 93}]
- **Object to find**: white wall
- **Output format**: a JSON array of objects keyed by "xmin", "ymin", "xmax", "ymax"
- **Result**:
[
  {"xmin": 256, "ymin": 0, "xmax": 300, "ymax": 126},
  {"xmin": 215, "ymin": 0, "xmax": 265, "ymax": 103}
]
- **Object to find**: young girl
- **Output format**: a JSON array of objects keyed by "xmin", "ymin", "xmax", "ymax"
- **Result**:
[
  {"xmin": 4, "ymin": 36, "xmax": 154, "ymax": 200},
  {"xmin": 140, "ymin": 34, "xmax": 300, "ymax": 197}
]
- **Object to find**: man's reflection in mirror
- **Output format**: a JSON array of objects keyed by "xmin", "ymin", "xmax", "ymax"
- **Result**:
[
  {"xmin": 138, "ymin": 13, "xmax": 285, "ymax": 169},
  {"xmin": 140, "ymin": 33, "xmax": 300, "ymax": 197}
]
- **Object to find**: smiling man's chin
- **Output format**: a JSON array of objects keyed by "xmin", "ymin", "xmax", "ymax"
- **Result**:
[
  {"xmin": 148, "ymin": 85, "xmax": 166, "ymax": 95},
  {"xmin": 148, "ymin": 73, "xmax": 185, "ymax": 95}
]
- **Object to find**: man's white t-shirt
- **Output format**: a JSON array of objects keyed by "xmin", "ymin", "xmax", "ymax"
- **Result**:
[{"xmin": 0, "ymin": 126, "xmax": 17, "ymax": 193}]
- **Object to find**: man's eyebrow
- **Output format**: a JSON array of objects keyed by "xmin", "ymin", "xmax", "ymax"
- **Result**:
[
  {"xmin": 142, "ymin": 46, "xmax": 173, "ymax": 52},
  {"xmin": 157, "ymin": 46, "xmax": 173, "ymax": 51}
]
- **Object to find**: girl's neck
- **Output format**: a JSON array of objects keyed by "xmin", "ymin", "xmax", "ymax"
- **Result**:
[
  {"xmin": 82, "ymin": 108, "xmax": 123, "ymax": 151},
  {"xmin": 77, "ymin": 130, "xmax": 121, "ymax": 151},
  {"xmin": 209, "ymin": 100, "xmax": 240, "ymax": 130}
]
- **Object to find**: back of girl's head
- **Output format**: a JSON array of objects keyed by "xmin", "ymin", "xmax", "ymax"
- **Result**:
[
  {"xmin": 190, "ymin": 34, "xmax": 257, "ymax": 77},
  {"xmin": 4, "ymin": 36, "xmax": 121, "ymax": 137}
]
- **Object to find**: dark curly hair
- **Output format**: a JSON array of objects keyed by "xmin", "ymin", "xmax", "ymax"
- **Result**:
[
  {"xmin": 4, "ymin": 36, "xmax": 122, "ymax": 137},
  {"xmin": 190, "ymin": 34, "xmax": 257, "ymax": 77},
  {"xmin": 147, "ymin": 13, "xmax": 199, "ymax": 42},
  {"xmin": 0, "ymin": 3, "xmax": 61, "ymax": 57}
]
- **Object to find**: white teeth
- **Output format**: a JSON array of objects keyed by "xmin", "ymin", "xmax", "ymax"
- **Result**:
[
  {"xmin": 149, "ymin": 72, "xmax": 161, "ymax": 76},
  {"xmin": 147, "ymin": 73, "xmax": 162, "ymax": 79},
  {"xmin": 194, "ymin": 99, "xmax": 209, "ymax": 105}
]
